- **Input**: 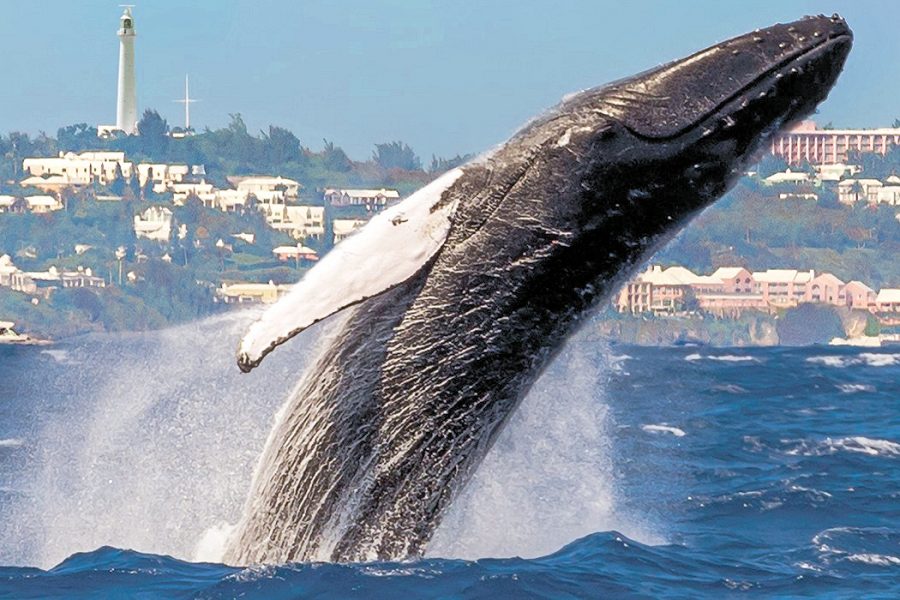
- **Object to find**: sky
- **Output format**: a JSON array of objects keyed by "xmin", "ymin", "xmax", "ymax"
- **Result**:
[{"xmin": 0, "ymin": 1, "xmax": 897, "ymax": 160}]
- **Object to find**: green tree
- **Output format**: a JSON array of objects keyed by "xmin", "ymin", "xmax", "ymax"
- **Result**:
[
  {"xmin": 373, "ymin": 141, "xmax": 421, "ymax": 171},
  {"xmin": 137, "ymin": 109, "xmax": 169, "ymax": 158}
]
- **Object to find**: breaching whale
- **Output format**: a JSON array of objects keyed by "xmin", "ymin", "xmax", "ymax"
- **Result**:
[{"xmin": 225, "ymin": 15, "xmax": 852, "ymax": 564}]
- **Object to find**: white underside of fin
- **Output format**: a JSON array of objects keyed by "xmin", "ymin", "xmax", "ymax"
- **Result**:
[{"xmin": 238, "ymin": 168, "xmax": 465, "ymax": 371}]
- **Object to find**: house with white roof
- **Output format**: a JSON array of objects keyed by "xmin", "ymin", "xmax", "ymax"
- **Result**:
[
  {"xmin": 875, "ymin": 289, "xmax": 900, "ymax": 313},
  {"xmin": 25, "ymin": 195, "xmax": 64, "ymax": 213},
  {"xmin": 137, "ymin": 163, "xmax": 189, "ymax": 189},
  {"xmin": 837, "ymin": 178, "xmax": 883, "ymax": 205},
  {"xmin": 333, "ymin": 219, "xmax": 367, "ymax": 244},
  {"xmin": 763, "ymin": 169, "xmax": 811, "ymax": 185},
  {"xmin": 752, "ymin": 269, "xmax": 815, "ymax": 306},
  {"xmin": 267, "ymin": 205, "xmax": 326, "ymax": 241},
  {"xmin": 134, "ymin": 206, "xmax": 173, "ymax": 242},
  {"xmin": 22, "ymin": 151, "xmax": 133, "ymax": 187},
  {"xmin": 324, "ymin": 188, "xmax": 401, "ymax": 211},
  {"xmin": 235, "ymin": 176, "xmax": 300, "ymax": 201}
]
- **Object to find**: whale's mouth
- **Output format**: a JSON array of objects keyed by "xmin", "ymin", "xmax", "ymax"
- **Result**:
[{"xmin": 595, "ymin": 15, "xmax": 852, "ymax": 141}]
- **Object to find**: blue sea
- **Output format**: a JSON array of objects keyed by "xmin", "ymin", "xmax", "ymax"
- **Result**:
[{"xmin": 0, "ymin": 314, "xmax": 898, "ymax": 599}]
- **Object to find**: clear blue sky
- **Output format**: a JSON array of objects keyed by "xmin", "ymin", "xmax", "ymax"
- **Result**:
[{"xmin": 0, "ymin": 1, "xmax": 896, "ymax": 160}]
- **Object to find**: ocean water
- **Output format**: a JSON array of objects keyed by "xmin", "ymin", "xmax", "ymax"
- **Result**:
[{"xmin": 0, "ymin": 316, "xmax": 898, "ymax": 599}]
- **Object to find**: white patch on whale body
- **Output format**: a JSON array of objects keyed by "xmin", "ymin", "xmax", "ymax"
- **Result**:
[{"xmin": 238, "ymin": 168, "xmax": 465, "ymax": 369}]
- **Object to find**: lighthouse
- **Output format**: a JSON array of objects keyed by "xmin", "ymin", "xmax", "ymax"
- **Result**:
[{"xmin": 115, "ymin": 6, "xmax": 138, "ymax": 134}]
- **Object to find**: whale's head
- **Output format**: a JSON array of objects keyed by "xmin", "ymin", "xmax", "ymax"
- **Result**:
[
  {"xmin": 502, "ymin": 14, "xmax": 852, "ymax": 234},
  {"xmin": 235, "ymin": 15, "xmax": 851, "ymax": 375}
]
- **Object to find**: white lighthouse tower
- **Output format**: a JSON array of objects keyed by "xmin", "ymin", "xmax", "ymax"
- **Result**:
[{"xmin": 115, "ymin": 6, "xmax": 138, "ymax": 134}]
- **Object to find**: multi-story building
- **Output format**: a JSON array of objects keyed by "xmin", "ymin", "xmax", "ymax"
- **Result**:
[{"xmin": 770, "ymin": 120, "xmax": 900, "ymax": 166}]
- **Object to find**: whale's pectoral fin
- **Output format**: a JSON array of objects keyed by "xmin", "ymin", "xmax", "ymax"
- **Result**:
[{"xmin": 237, "ymin": 169, "xmax": 466, "ymax": 373}]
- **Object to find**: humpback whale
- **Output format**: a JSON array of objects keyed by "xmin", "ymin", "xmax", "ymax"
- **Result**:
[{"xmin": 225, "ymin": 15, "xmax": 852, "ymax": 564}]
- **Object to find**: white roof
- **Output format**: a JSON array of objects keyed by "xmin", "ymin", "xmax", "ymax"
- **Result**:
[
  {"xmin": 876, "ymin": 289, "xmax": 900, "ymax": 303},
  {"xmin": 237, "ymin": 176, "xmax": 300, "ymax": 187},
  {"xmin": 639, "ymin": 265, "xmax": 701, "ymax": 286},
  {"xmin": 838, "ymin": 178, "xmax": 883, "ymax": 187},
  {"xmin": 764, "ymin": 170, "xmax": 809, "ymax": 183},
  {"xmin": 0, "ymin": 196, "xmax": 15, "ymax": 206},
  {"xmin": 333, "ymin": 219, "xmax": 367, "ymax": 236},
  {"xmin": 711, "ymin": 267, "xmax": 747, "ymax": 280},
  {"xmin": 327, "ymin": 188, "xmax": 401, "ymax": 199},
  {"xmin": 25, "ymin": 195, "xmax": 60, "ymax": 207},
  {"xmin": 886, "ymin": 175, "xmax": 900, "ymax": 184},
  {"xmin": 752, "ymin": 269, "xmax": 814, "ymax": 284}
]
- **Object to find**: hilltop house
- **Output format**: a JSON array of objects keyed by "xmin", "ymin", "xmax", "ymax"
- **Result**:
[
  {"xmin": 134, "ymin": 206, "xmax": 173, "ymax": 242},
  {"xmin": 22, "ymin": 151, "xmax": 133, "ymax": 188},
  {"xmin": 332, "ymin": 219, "xmax": 367, "ymax": 244},
  {"xmin": 324, "ymin": 188, "xmax": 400, "ymax": 211}
]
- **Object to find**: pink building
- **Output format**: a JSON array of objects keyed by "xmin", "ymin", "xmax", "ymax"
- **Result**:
[
  {"xmin": 807, "ymin": 273, "xmax": 846, "ymax": 305},
  {"xmin": 770, "ymin": 120, "xmax": 900, "ymax": 166},
  {"xmin": 843, "ymin": 281, "xmax": 876, "ymax": 310},
  {"xmin": 752, "ymin": 270, "xmax": 815, "ymax": 307}
]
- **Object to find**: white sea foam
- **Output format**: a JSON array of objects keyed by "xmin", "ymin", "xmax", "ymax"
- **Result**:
[
  {"xmin": 641, "ymin": 424, "xmax": 686, "ymax": 438},
  {"xmin": 684, "ymin": 353, "xmax": 758, "ymax": 363},
  {"xmin": 807, "ymin": 353, "xmax": 900, "ymax": 368},
  {"xmin": 429, "ymin": 339, "xmax": 661, "ymax": 559},
  {"xmin": 807, "ymin": 355, "xmax": 849, "ymax": 367},
  {"xmin": 193, "ymin": 521, "xmax": 236, "ymax": 563},
  {"xmin": 0, "ymin": 438, "xmax": 24, "ymax": 448},
  {"xmin": 785, "ymin": 436, "xmax": 900, "ymax": 458},
  {"xmin": 2, "ymin": 311, "xmax": 313, "ymax": 569},
  {"xmin": 846, "ymin": 553, "xmax": 900, "ymax": 567},
  {"xmin": 836, "ymin": 383, "xmax": 875, "ymax": 394}
]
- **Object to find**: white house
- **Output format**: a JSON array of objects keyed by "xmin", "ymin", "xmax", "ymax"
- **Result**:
[
  {"xmin": 134, "ymin": 206, "xmax": 173, "ymax": 242},
  {"xmin": 837, "ymin": 178, "xmax": 883, "ymax": 205},
  {"xmin": 324, "ymin": 188, "xmax": 400, "ymax": 210},
  {"xmin": 763, "ymin": 169, "xmax": 811, "ymax": 185},
  {"xmin": 235, "ymin": 176, "xmax": 301, "ymax": 200},
  {"xmin": 22, "ymin": 151, "xmax": 133, "ymax": 187},
  {"xmin": 25, "ymin": 195, "xmax": 64, "ymax": 213},
  {"xmin": 267, "ymin": 205, "xmax": 326, "ymax": 240},
  {"xmin": 332, "ymin": 218, "xmax": 368, "ymax": 244},
  {"xmin": 137, "ymin": 163, "xmax": 189, "ymax": 189}
]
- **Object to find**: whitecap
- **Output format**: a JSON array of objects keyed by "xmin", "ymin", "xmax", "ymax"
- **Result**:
[
  {"xmin": 859, "ymin": 353, "xmax": 900, "ymax": 367},
  {"xmin": 0, "ymin": 438, "xmax": 24, "ymax": 448},
  {"xmin": 641, "ymin": 424, "xmax": 686, "ymax": 438},
  {"xmin": 830, "ymin": 436, "xmax": 900, "ymax": 457},
  {"xmin": 684, "ymin": 353, "xmax": 758, "ymax": 363},
  {"xmin": 845, "ymin": 553, "xmax": 900, "ymax": 567},
  {"xmin": 836, "ymin": 383, "xmax": 875, "ymax": 394},
  {"xmin": 807, "ymin": 355, "xmax": 850, "ymax": 367}
]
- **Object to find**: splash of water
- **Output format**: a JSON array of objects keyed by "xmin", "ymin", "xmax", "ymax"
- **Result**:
[
  {"xmin": 2, "ymin": 311, "xmax": 310, "ymax": 568},
  {"xmin": 3, "ymin": 311, "xmax": 656, "ymax": 568},
  {"xmin": 428, "ymin": 337, "xmax": 659, "ymax": 559}
]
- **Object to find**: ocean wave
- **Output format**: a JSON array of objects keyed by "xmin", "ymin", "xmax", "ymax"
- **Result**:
[
  {"xmin": 836, "ymin": 383, "xmax": 876, "ymax": 394},
  {"xmin": 641, "ymin": 424, "xmax": 686, "ymax": 437},
  {"xmin": 0, "ymin": 438, "xmax": 24, "ymax": 448},
  {"xmin": 845, "ymin": 553, "xmax": 900, "ymax": 567},
  {"xmin": 784, "ymin": 436, "xmax": 900, "ymax": 458},
  {"xmin": 807, "ymin": 353, "xmax": 900, "ymax": 368},
  {"xmin": 684, "ymin": 353, "xmax": 759, "ymax": 363}
]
